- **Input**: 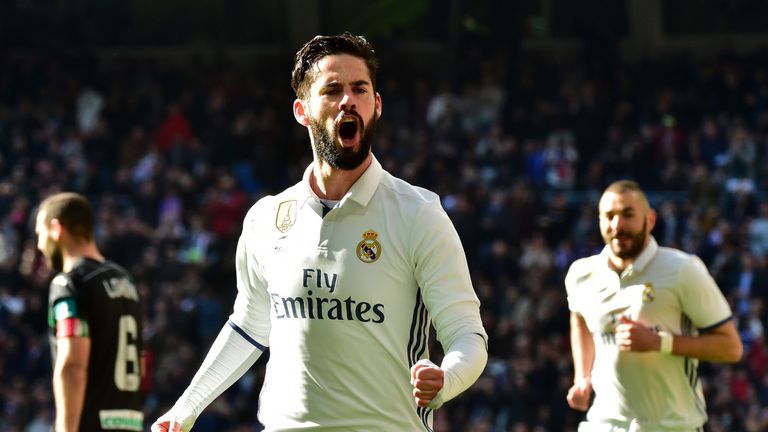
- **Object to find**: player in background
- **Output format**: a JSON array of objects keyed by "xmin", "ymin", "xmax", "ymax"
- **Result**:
[
  {"xmin": 565, "ymin": 180, "xmax": 742, "ymax": 431},
  {"xmin": 36, "ymin": 192, "xmax": 144, "ymax": 431},
  {"xmin": 152, "ymin": 32, "xmax": 488, "ymax": 431}
]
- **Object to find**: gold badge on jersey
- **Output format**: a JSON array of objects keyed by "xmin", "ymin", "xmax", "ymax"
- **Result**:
[
  {"xmin": 356, "ymin": 229, "xmax": 382, "ymax": 263},
  {"xmin": 276, "ymin": 200, "xmax": 297, "ymax": 233},
  {"xmin": 642, "ymin": 283, "xmax": 656, "ymax": 303}
]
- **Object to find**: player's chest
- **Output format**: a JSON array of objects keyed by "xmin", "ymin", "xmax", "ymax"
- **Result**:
[
  {"xmin": 579, "ymin": 270, "xmax": 680, "ymax": 330},
  {"xmin": 257, "ymin": 206, "xmax": 415, "ymax": 300}
]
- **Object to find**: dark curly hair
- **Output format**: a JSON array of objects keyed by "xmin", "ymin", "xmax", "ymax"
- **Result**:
[{"xmin": 291, "ymin": 32, "xmax": 378, "ymax": 99}]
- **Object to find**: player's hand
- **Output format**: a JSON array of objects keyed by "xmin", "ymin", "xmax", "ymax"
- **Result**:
[
  {"xmin": 615, "ymin": 316, "xmax": 658, "ymax": 352},
  {"xmin": 151, "ymin": 417, "xmax": 183, "ymax": 432},
  {"xmin": 410, "ymin": 359, "xmax": 444, "ymax": 408},
  {"xmin": 566, "ymin": 377, "xmax": 592, "ymax": 411}
]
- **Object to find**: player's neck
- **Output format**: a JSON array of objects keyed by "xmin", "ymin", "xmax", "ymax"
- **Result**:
[
  {"xmin": 63, "ymin": 242, "xmax": 105, "ymax": 272},
  {"xmin": 607, "ymin": 255, "xmax": 632, "ymax": 274},
  {"xmin": 310, "ymin": 155, "xmax": 371, "ymax": 200}
]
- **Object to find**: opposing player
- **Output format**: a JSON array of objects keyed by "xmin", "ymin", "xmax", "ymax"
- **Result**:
[
  {"xmin": 36, "ymin": 192, "xmax": 144, "ymax": 431},
  {"xmin": 565, "ymin": 180, "xmax": 743, "ymax": 431},
  {"xmin": 152, "ymin": 32, "xmax": 488, "ymax": 431}
]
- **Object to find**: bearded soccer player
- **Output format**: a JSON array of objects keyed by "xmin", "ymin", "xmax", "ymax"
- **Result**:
[
  {"xmin": 565, "ymin": 180, "xmax": 742, "ymax": 431},
  {"xmin": 152, "ymin": 32, "xmax": 488, "ymax": 431},
  {"xmin": 37, "ymin": 192, "xmax": 144, "ymax": 431}
]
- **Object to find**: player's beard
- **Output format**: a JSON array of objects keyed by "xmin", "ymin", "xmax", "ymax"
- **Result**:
[
  {"xmin": 43, "ymin": 237, "xmax": 64, "ymax": 273},
  {"xmin": 604, "ymin": 220, "xmax": 648, "ymax": 260},
  {"xmin": 309, "ymin": 110, "xmax": 376, "ymax": 170}
]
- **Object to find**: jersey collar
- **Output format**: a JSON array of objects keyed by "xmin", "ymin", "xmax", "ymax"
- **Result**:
[
  {"xmin": 300, "ymin": 154, "xmax": 383, "ymax": 209},
  {"xmin": 600, "ymin": 235, "xmax": 659, "ymax": 278}
]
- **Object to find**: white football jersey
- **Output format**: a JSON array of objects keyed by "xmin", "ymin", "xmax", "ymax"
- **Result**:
[
  {"xmin": 565, "ymin": 237, "xmax": 733, "ymax": 430},
  {"xmin": 229, "ymin": 156, "xmax": 487, "ymax": 431}
]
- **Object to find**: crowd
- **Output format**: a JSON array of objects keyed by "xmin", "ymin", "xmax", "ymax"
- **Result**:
[{"xmin": 1, "ymin": 43, "xmax": 768, "ymax": 431}]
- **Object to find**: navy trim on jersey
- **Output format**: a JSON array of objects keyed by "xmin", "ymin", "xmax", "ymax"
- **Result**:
[
  {"xmin": 418, "ymin": 406, "xmax": 433, "ymax": 432},
  {"xmin": 681, "ymin": 315, "xmax": 706, "ymax": 417},
  {"xmin": 227, "ymin": 320, "xmax": 266, "ymax": 351},
  {"xmin": 698, "ymin": 315, "xmax": 733, "ymax": 333},
  {"xmin": 416, "ymin": 303, "xmax": 429, "ymax": 359},
  {"xmin": 474, "ymin": 332, "xmax": 489, "ymax": 351},
  {"xmin": 407, "ymin": 289, "xmax": 429, "ymax": 368},
  {"xmin": 407, "ymin": 289, "xmax": 433, "ymax": 431}
]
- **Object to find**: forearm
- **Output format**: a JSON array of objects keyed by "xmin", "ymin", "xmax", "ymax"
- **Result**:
[
  {"xmin": 53, "ymin": 364, "xmax": 87, "ymax": 432},
  {"xmin": 169, "ymin": 322, "xmax": 264, "ymax": 428},
  {"xmin": 431, "ymin": 333, "xmax": 487, "ymax": 408},
  {"xmin": 667, "ymin": 331, "xmax": 742, "ymax": 363},
  {"xmin": 570, "ymin": 313, "xmax": 595, "ymax": 380}
]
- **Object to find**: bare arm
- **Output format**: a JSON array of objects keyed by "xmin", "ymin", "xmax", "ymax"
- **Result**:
[
  {"xmin": 570, "ymin": 312, "xmax": 595, "ymax": 379},
  {"xmin": 567, "ymin": 312, "xmax": 594, "ymax": 411},
  {"xmin": 616, "ymin": 318, "xmax": 743, "ymax": 362},
  {"xmin": 672, "ymin": 319, "xmax": 743, "ymax": 362},
  {"xmin": 53, "ymin": 336, "xmax": 91, "ymax": 432}
]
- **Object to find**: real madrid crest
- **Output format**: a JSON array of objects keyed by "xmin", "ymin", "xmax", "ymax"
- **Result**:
[
  {"xmin": 357, "ymin": 229, "xmax": 382, "ymax": 263},
  {"xmin": 642, "ymin": 282, "xmax": 655, "ymax": 303},
  {"xmin": 276, "ymin": 200, "xmax": 297, "ymax": 233}
]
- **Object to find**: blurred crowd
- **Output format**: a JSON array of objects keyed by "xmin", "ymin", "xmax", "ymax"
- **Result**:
[{"xmin": 1, "ymin": 44, "xmax": 768, "ymax": 431}]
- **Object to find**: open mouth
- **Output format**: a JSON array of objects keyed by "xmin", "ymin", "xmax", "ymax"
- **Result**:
[
  {"xmin": 339, "ymin": 117, "xmax": 358, "ymax": 139},
  {"xmin": 335, "ymin": 112, "xmax": 362, "ymax": 146}
]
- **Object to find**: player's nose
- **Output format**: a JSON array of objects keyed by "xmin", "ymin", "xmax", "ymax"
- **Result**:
[{"xmin": 339, "ymin": 91, "xmax": 356, "ymax": 112}]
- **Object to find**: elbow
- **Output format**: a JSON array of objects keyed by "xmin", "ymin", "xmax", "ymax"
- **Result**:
[
  {"xmin": 730, "ymin": 342, "xmax": 744, "ymax": 363},
  {"xmin": 55, "ymin": 361, "xmax": 89, "ymax": 381},
  {"xmin": 723, "ymin": 339, "xmax": 744, "ymax": 363}
]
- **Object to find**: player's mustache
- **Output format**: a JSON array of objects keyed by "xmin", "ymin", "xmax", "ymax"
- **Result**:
[{"xmin": 335, "ymin": 109, "xmax": 364, "ymax": 124}]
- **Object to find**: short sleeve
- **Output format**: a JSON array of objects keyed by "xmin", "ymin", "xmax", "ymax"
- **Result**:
[
  {"xmin": 564, "ymin": 259, "xmax": 591, "ymax": 315},
  {"xmin": 564, "ymin": 263, "xmax": 580, "ymax": 314},
  {"xmin": 678, "ymin": 255, "xmax": 733, "ymax": 331},
  {"xmin": 48, "ymin": 274, "xmax": 83, "ymax": 323}
]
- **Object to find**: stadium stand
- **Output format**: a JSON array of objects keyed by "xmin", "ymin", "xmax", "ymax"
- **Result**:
[{"xmin": 1, "ymin": 42, "xmax": 767, "ymax": 431}]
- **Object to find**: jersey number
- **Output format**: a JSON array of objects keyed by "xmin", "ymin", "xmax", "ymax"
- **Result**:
[{"xmin": 115, "ymin": 315, "xmax": 140, "ymax": 391}]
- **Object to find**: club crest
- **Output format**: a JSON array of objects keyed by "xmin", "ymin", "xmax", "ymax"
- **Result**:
[
  {"xmin": 642, "ymin": 283, "xmax": 655, "ymax": 303},
  {"xmin": 276, "ymin": 200, "xmax": 297, "ymax": 233},
  {"xmin": 357, "ymin": 229, "xmax": 382, "ymax": 263}
]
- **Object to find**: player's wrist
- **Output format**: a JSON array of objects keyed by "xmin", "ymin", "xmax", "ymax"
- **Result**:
[
  {"xmin": 573, "ymin": 376, "xmax": 591, "ymax": 386},
  {"xmin": 658, "ymin": 331, "xmax": 674, "ymax": 354}
]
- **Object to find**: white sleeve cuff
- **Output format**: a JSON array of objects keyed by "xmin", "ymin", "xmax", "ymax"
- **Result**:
[{"xmin": 430, "ymin": 333, "xmax": 488, "ymax": 409}]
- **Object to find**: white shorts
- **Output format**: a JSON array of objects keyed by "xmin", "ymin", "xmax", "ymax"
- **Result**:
[{"xmin": 578, "ymin": 420, "xmax": 703, "ymax": 432}]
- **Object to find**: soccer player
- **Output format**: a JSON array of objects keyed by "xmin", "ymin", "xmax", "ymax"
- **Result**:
[
  {"xmin": 152, "ymin": 32, "xmax": 488, "ymax": 431},
  {"xmin": 36, "ymin": 192, "xmax": 144, "ymax": 431},
  {"xmin": 565, "ymin": 180, "xmax": 743, "ymax": 431}
]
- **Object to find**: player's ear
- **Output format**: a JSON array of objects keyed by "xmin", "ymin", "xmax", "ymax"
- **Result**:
[
  {"xmin": 49, "ymin": 218, "xmax": 63, "ymax": 241},
  {"xmin": 294, "ymin": 99, "xmax": 309, "ymax": 127},
  {"xmin": 375, "ymin": 92, "xmax": 382, "ymax": 119},
  {"xmin": 646, "ymin": 209, "xmax": 657, "ymax": 234}
]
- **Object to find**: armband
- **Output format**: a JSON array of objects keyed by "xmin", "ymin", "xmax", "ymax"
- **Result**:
[{"xmin": 56, "ymin": 317, "xmax": 90, "ymax": 338}]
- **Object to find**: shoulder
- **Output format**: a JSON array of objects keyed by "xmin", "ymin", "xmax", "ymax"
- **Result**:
[
  {"xmin": 655, "ymin": 245, "xmax": 693, "ymax": 262},
  {"xmin": 566, "ymin": 254, "xmax": 602, "ymax": 278},
  {"xmin": 100, "ymin": 260, "xmax": 133, "ymax": 280},
  {"xmin": 653, "ymin": 246, "xmax": 704, "ymax": 273},
  {"xmin": 376, "ymin": 171, "xmax": 442, "ymax": 214},
  {"xmin": 242, "ymin": 183, "xmax": 303, "ymax": 230},
  {"xmin": 564, "ymin": 254, "xmax": 603, "ymax": 288},
  {"xmin": 49, "ymin": 272, "xmax": 76, "ymax": 300}
]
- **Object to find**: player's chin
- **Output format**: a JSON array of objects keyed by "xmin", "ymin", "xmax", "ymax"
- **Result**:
[
  {"xmin": 336, "ymin": 134, "xmax": 360, "ymax": 150},
  {"xmin": 611, "ymin": 243, "xmax": 631, "ymax": 257}
]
